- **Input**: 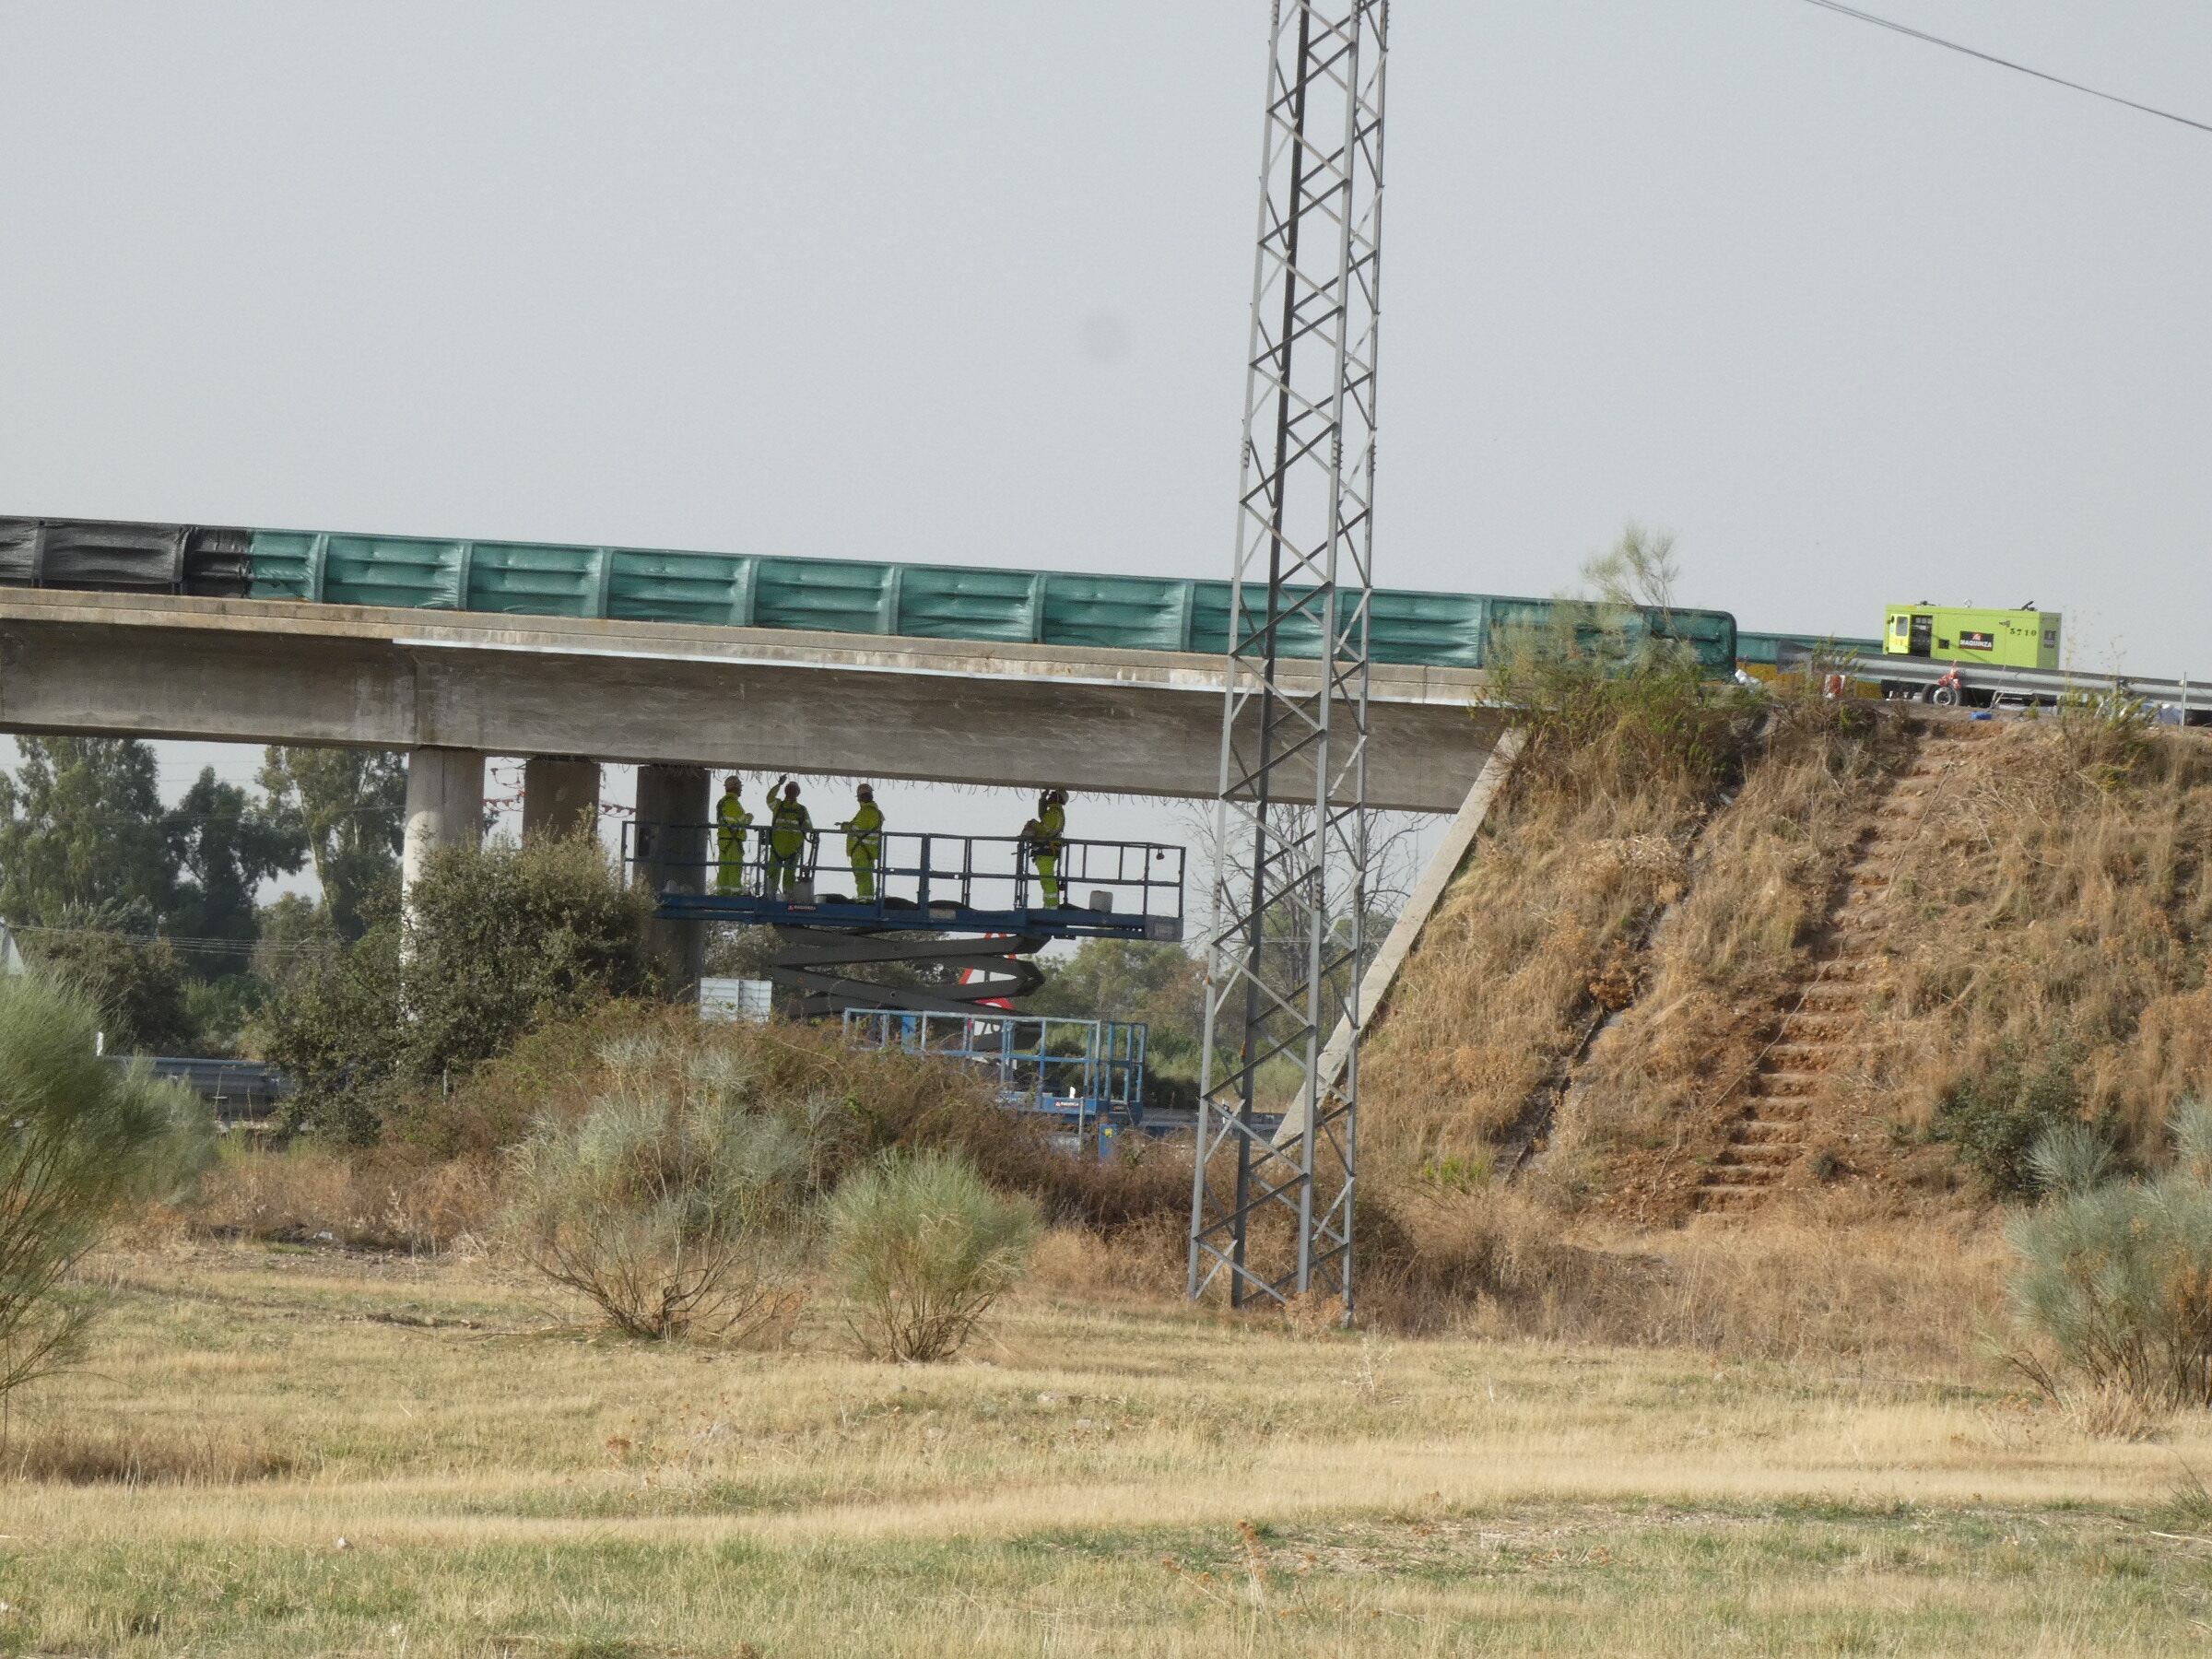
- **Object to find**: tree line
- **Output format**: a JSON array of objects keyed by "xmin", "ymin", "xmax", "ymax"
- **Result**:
[{"xmin": 0, "ymin": 736, "xmax": 406, "ymax": 1053}]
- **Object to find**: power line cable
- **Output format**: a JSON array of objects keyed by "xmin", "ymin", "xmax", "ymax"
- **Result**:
[
  {"xmin": 1792, "ymin": 0, "xmax": 2212, "ymax": 136},
  {"xmin": 10, "ymin": 923, "xmax": 333, "ymax": 956}
]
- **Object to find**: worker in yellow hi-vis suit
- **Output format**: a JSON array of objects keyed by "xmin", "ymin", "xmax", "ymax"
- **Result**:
[
  {"xmin": 841, "ymin": 783, "xmax": 884, "ymax": 903},
  {"xmin": 713, "ymin": 776, "xmax": 753, "ymax": 894},
  {"xmin": 767, "ymin": 782, "xmax": 813, "ymax": 899},
  {"xmin": 1019, "ymin": 788, "xmax": 1068, "ymax": 908}
]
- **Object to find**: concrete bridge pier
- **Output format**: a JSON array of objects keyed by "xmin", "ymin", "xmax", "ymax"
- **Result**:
[
  {"xmin": 401, "ymin": 746, "xmax": 486, "ymax": 896},
  {"xmin": 634, "ymin": 762, "xmax": 709, "ymax": 997},
  {"xmin": 521, "ymin": 757, "xmax": 600, "ymax": 841}
]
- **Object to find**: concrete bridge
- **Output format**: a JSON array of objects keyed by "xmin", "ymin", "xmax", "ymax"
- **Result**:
[{"xmin": 0, "ymin": 585, "xmax": 1511, "ymax": 980}]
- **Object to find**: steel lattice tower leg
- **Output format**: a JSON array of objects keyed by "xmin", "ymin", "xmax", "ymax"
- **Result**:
[{"xmin": 1189, "ymin": 0, "xmax": 1386, "ymax": 1317}]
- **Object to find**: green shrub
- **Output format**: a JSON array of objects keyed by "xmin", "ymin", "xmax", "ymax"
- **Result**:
[
  {"xmin": 2028, "ymin": 1121, "xmax": 2121, "ymax": 1198},
  {"xmin": 1936, "ymin": 1040, "xmax": 2089, "ymax": 1198},
  {"xmin": 1490, "ymin": 528, "xmax": 1761, "ymax": 806},
  {"xmin": 260, "ymin": 923, "xmax": 407, "ymax": 1142},
  {"xmin": 503, "ymin": 1037, "xmax": 831, "ymax": 1341},
  {"xmin": 20, "ymin": 907, "xmax": 197, "ymax": 1053},
  {"xmin": 828, "ymin": 1151, "xmax": 1040, "ymax": 1362},
  {"xmin": 2007, "ymin": 1101, "xmax": 2212, "ymax": 1412},
  {"xmin": 265, "ymin": 834, "xmax": 658, "ymax": 1140},
  {"xmin": 0, "ymin": 970, "xmax": 216, "ymax": 1399}
]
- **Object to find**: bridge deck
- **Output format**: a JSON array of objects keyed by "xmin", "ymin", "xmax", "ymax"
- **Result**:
[{"xmin": 0, "ymin": 587, "xmax": 1506, "ymax": 809}]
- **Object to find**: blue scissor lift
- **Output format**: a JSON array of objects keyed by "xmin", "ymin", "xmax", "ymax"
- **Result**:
[
  {"xmin": 842, "ymin": 1009, "xmax": 1155, "ymax": 1156},
  {"xmin": 623, "ymin": 823, "xmax": 1186, "ymax": 1017}
]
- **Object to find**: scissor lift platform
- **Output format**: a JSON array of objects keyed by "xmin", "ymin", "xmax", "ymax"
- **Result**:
[{"xmin": 626, "ymin": 826, "xmax": 1185, "ymax": 946}]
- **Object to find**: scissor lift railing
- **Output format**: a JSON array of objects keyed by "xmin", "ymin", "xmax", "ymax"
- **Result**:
[
  {"xmin": 841, "ymin": 1009, "xmax": 1152, "ymax": 1152},
  {"xmin": 625, "ymin": 826, "xmax": 1185, "ymax": 944}
]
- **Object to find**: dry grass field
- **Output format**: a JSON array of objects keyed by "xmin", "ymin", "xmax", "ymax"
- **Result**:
[{"xmin": 6, "ymin": 1237, "xmax": 2212, "ymax": 1656}]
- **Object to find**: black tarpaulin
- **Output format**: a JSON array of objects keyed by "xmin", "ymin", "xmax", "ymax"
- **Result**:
[{"xmin": 0, "ymin": 517, "xmax": 253, "ymax": 596}]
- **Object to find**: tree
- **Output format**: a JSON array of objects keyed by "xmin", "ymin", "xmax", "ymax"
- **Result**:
[
  {"xmin": 0, "ymin": 738, "xmax": 175, "ymax": 926},
  {"xmin": 252, "ymin": 893, "xmax": 343, "ymax": 994},
  {"xmin": 0, "ymin": 969, "xmax": 215, "ymax": 1403},
  {"xmin": 258, "ymin": 747, "xmax": 406, "ymax": 939},
  {"xmin": 19, "ymin": 904, "xmax": 198, "ymax": 1053},
  {"xmin": 1489, "ymin": 527, "xmax": 1760, "ymax": 803},
  {"xmin": 1030, "ymin": 938, "xmax": 1206, "ymax": 1068},
  {"xmin": 264, "ymin": 835, "xmax": 657, "ymax": 1139},
  {"xmin": 261, "ymin": 922, "xmax": 407, "ymax": 1141},
  {"xmin": 163, "ymin": 767, "xmax": 308, "ymax": 976}
]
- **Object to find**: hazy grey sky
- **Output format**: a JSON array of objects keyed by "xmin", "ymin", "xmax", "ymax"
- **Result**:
[{"xmin": 5, "ymin": 1, "xmax": 2208, "ymax": 852}]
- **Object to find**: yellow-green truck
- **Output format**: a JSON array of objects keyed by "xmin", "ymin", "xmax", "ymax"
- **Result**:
[{"xmin": 1883, "ymin": 606, "xmax": 2061, "ymax": 670}]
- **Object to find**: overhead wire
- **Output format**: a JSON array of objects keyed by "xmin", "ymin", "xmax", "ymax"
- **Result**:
[
  {"xmin": 9, "ymin": 923, "xmax": 332, "ymax": 957},
  {"xmin": 1792, "ymin": 0, "xmax": 2212, "ymax": 136}
]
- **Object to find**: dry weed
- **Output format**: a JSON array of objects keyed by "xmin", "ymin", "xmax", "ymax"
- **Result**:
[
  {"xmin": 1860, "ymin": 724, "xmax": 2212, "ymax": 1159},
  {"xmin": 1357, "ymin": 1185, "xmax": 2002, "ymax": 1375},
  {"xmin": 191, "ymin": 1140, "xmax": 499, "ymax": 1253},
  {"xmin": 1360, "ymin": 750, "xmax": 1711, "ymax": 1176},
  {"xmin": 1029, "ymin": 1217, "xmax": 1190, "ymax": 1303},
  {"xmin": 2, "ymin": 1417, "xmax": 294, "ymax": 1485},
  {"xmin": 2060, "ymin": 1381, "xmax": 2175, "ymax": 1443},
  {"xmin": 1552, "ymin": 698, "xmax": 1911, "ymax": 1189}
]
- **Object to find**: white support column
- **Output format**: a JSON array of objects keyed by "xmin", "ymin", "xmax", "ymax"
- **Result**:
[
  {"xmin": 522, "ymin": 756, "xmax": 601, "ymax": 841},
  {"xmin": 401, "ymin": 746, "xmax": 486, "ymax": 895},
  {"xmin": 634, "ymin": 762, "xmax": 709, "ymax": 998}
]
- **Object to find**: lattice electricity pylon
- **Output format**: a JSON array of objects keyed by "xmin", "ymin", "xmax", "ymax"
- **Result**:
[{"xmin": 1189, "ymin": 0, "xmax": 1386, "ymax": 1316}]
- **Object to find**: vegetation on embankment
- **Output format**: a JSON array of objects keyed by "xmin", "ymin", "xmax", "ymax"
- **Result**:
[
  {"xmin": 1357, "ymin": 604, "xmax": 1778, "ymax": 1185},
  {"xmin": 1853, "ymin": 713, "xmax": 2212, "ymax": 1182},
  {"xmin": 1362, "ymin": 687, "xmax": 2212, "ymax": 1225}
]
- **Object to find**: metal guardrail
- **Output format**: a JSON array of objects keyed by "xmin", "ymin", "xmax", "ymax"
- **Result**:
[
  {"xmin": 1834, "ymin": 653, "xmax": 2208, "ymax": 719},
  {"xmin": 110, "ymin": 1054, "xmax": 293, "ymax": 1121},
  {"xmin": 626, "ymin": 824, "xmax": 1186, "ymax": 942}
]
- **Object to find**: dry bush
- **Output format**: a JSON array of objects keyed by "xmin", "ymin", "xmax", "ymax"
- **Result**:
[
  {"xmin": 444, "ymin": 1003, "xmax": 1194, "ymax": 1231},
  {"xmin": 504, "ymin": 1039, "xmax": 821, "ymax": 1343},
  {"xmin": 190, "ymin": 1138, "xmax": 497, "ymax": 1253},
  {"xmin": 2, "ymin": 1417, "xmax": 293, "ymax": 1485}
]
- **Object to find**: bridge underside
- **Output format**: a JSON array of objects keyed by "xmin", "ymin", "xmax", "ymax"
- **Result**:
[{"xmin": 0, "ymin": 590, "xmax": 1505, "ymax": 810}]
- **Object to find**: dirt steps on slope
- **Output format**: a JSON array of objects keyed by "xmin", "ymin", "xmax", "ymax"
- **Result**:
[{"xmin": 1694, "ymin": 724, "xmax": 1986, "ymax": 1216}]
